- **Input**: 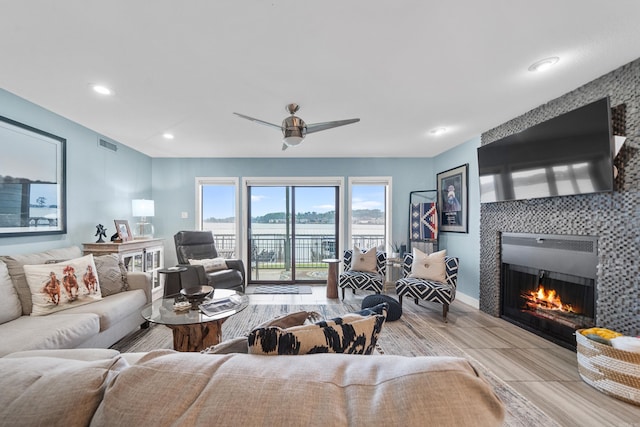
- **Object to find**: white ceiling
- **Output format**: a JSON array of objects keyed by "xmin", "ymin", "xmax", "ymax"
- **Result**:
[{"xmin": 2, "ymin": 1, "xmax": 640, "ymax": 158}]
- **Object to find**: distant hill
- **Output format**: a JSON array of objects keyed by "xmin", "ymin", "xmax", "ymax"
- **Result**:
[{"xmin": 204, "ymin": 209, "xmax": 383, "ymax": 224}]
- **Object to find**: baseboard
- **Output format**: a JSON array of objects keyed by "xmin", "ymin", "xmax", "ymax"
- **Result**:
[{"xmin": 455, "ymin": 291, "xmax": 479, "ymax": 309}]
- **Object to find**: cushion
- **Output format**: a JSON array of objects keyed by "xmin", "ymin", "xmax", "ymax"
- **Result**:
[
  {"xmin": 202, "ymin": 311, "xmax": 323, "ymax": 355},
  {"xmin": 0, "ymin": 261, "xmax": 22, "ymax": 324},
  {"xmin": 247, "ymin": 304, "xmax": 387, "ymax": 355},
  {"xmin": 409, "ymin": 248, "xmax": 447, "ymax": 282},
  {"xmin": 0, "ymin": 246, "xmax": 82, "ymax": 315},
  {"xmin": 93, "ymin": 254, "xmax": 129, "ymax": 297},
  {"xmin": 23, "ymin": 254, "xmax": 103, "ymax": 316},
  {"xmin": 92, "ymin": 351, "xmax": 505, "ymax": 427},
  {"xmin": 350, "ymin": 246, "xmax": 377, "ymax": 273},
  {"xmin": 0, "ymin": 353, "xmax": 129, "ymax": 427},
  {"xmin": 189, "ymin": 257, "xmax": 228, "ymax": 273},
  {"xmin": 362, "ymin": 294, "xmax": 402, "ymax": 321}
]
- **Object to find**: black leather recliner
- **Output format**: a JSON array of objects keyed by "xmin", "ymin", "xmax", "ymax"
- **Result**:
[{"xmin": 174, "ymin": 230, "xmax": 245, "ymax": 293}]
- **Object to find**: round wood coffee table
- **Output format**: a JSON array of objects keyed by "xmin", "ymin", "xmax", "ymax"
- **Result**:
[{"xmin": 141, "ymin": 289, "xmax": 249, "ymax": 352}]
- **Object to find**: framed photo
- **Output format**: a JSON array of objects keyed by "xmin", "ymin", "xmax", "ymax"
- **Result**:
[
  {"xmin": 437, "ymin": 164, "xmax": 469, "ymax": 233},
  {"xmin": 114, "ymin": 220, "xmax": 132, "ymax": 242},
  {"xmin": 0, "ymin": 116, "xmax": 66, "ymax": 237}
]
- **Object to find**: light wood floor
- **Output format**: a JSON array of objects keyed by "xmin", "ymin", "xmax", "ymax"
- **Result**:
[{"xmin": 247, "ymin": 285, "xmax": 640, "ymax": 427}]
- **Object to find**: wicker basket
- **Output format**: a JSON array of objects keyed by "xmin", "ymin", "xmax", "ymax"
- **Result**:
[{"xmin": 576, "ymin": 330, "xmax": 640, "ymax": 406}]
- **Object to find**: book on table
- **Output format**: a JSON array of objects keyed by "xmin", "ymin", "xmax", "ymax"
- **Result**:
[{"xmin": 199, "ymin": 294, "xmax": 242, "ymax": 316}]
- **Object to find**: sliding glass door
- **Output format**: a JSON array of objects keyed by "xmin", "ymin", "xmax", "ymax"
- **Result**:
[{"xmin": 248, "ymin": 185, "xmax": 338, "ymax": 284}]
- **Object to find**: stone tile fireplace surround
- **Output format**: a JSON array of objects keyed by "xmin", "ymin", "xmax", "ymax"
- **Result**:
[{"xmin": 479, "ymin": 58, "xmax": 640, "ymax": 337}]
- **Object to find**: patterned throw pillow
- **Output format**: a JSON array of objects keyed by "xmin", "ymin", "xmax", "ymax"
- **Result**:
[
  {"xmin": 23, "ymin": 254, "xmax": 103, "ymax": 316},
  {"xmin": 247, "ymin": 303, "xmax": 388, "ymax": 355},
  {"xmin": 350, "ymin": 246, "xmax": 378, "ymax": 273},
  {"xmin": 189, "ymin": 257, "xmax": 228, "ymax": 273},
  {"xmin": 93, "ymin": 254, "xmax": 129, "ymax": 297},
  {"xmin": 409, "ymin": 248, "xmax": 447, "ymax": 282}
]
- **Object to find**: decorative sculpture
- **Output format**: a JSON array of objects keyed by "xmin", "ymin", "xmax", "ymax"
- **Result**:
[{"xmin": 95, "ymin": 224, "xmax": 107, "ymax": 243}]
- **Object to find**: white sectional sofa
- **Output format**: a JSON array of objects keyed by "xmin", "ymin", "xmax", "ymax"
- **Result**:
[
  {"xmin": 0, "ymin": 348, "xmax": 506, "ymax": 427},
  {"xmin": 0, "ymin": 246, "xmax": 151, "ymax": 357}
]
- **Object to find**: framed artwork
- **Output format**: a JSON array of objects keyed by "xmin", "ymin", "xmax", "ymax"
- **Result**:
[
  {"xmin": 0, "ymin": 116, "xmax": 66, "ymax": 237},
  {"xmin": 114, "ymin": 220, "xmax": 132, "ymax": 242},
  {"xmin": 437, "ymin": 164, "xmax": 469, "ymax": 233}
]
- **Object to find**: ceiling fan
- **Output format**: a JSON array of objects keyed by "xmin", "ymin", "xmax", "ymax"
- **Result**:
[{"xmin": 233, "ymin": 103, "xmax": 360, "ymax": 151}]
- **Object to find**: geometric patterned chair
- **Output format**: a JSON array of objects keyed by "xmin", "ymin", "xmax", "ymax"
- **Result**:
[
  {"xmin": 338, "ymin": 249, "xmax": 387, "ymax": 300},
  {"xmin": 395, "ymin": 254, "xmax": 459, "ymax": 322}
]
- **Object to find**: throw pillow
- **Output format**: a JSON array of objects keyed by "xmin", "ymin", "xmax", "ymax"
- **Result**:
[
  {"xmin": 93, "ymin": 254, "xmax": 129, "ymax": 297},
  {"xmin": 23, "ymin": 254, "xmax": 103, "ymax": 316},
  {"xmin": 409, "ymin": 248, "xmax": 447, "ymax": 282},
  {"xmin": 0, "ymin": 262, "xmax": 22, "ymax": 324},
  {"xmin": 0, "ymin": 246, "xmax": 83, "ymax": 315},
  {"xmin": 247, "ymin": 303, "xmax": 388, "ymax": 355},
  {"xmin": 350, "ymin": 246, "xmax": 378, "ymax": 273},
  {"xmin": 189, "ymin": 257, "xmax": 228, "ymax": 273}
]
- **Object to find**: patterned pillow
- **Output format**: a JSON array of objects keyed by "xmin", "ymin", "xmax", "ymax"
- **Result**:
[
  {"xmin": 409, "ymin": 248, "xmax": 447, "ymax": 282},
  {"xmin": 350, "ymin": 246, "xmax": 378, "ymax": 273},
  {"xmin": 247, "ymin": 303, "xmax": 388, "ymax": 355},
  {"xmin": 189, "ymin": 257, "xmax": 228, "ymax": 273},
  {"xmin": 93, "ymin": 254, "xmax": 129, "ymax": 297},
  {"xmin": 23, "ymin": 254, "xmax": 103, "ymax": 316}
]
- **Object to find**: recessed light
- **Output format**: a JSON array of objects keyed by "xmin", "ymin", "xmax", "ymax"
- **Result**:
[
  {"xmin": 528, "ymin": 57, "xmax": 559, "ymax": 72},
  {"xmin": 92, "ymin": 84, "xmax": 113, "ymax": 95},
  {"xmin": 429, "ymin": 127, "xmax": 447, "ymax": 136},
  {"xmin": 162, "ymin": 133, "xmax": 175, "ymax": 140}
]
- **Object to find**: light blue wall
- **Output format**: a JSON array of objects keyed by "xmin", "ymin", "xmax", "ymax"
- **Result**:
[
  {"xmin": 1, "ymin": 88, "xmax": 481, "ymax": 302},
  {"xmin": 0, "ymin": 89, "xmax": 152, "ymax": 255},
  {"xmin": 152, "ymin": 157, "xmax": 436, "ymax": 265},
  {"xmin": 433, "ymin": 136, "xmax": 481, "ymax": 302}
]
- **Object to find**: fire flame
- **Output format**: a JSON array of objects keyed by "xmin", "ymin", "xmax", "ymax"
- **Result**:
[{"xmin": 527, "ymin": 285, "xmax": 574, "ymax": 313}]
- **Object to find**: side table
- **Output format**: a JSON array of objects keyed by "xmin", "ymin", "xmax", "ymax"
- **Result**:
[
  {"xmin": 158, "ymin": 267, "xmax": 187, "ymax": 297},
  {"xmin": 322, "ymin": 258, "xmax": 341, "ymax": 299},
  {"xmin": 385, "ymin": 257, "xmax": 404, "ymax": 292}
]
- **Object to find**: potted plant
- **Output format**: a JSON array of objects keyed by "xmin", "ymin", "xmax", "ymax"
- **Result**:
[{"xmin": 390, "ymin": 241, "xmax": 403, "ymax": 259}]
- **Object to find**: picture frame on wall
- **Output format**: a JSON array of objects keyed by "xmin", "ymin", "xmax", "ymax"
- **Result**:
[
  {"xmin": 437, "ymin": 164, "xmax": 469, "ymax": 233},
  {"xmin": 114, "ymin": 219, "xmax": 132, "ymax": 242},
  {"xmin": 0, "ymin": 115, "xmax": 67, "ymax": 237}
]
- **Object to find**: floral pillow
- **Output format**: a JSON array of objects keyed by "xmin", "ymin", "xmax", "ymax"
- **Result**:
[
  {"xmin": 409, "ymin": 248, "xmax": 447, "ymax": 282},
  {"xmin": 23, "ymin": 254, "xmax": 103, "ymax": 316}
]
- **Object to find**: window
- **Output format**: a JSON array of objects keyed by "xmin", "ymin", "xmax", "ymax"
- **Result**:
[
  {"xmin": 196, "ymin": 177, "xmax": 240, "ymax": 258},
  {"xmin": 348, "ymin": 177, "xmax": 392, "ymax": 252}
]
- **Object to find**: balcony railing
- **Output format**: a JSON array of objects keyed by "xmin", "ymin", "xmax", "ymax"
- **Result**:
[{"xmin": 213, "ymin": 234, "xmax": 385, "ymax": 269}]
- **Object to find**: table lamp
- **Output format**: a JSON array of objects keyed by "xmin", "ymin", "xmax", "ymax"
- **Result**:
[{"xmin": 132, "ymin": 199, "xmax": 154, "ymax": 238}]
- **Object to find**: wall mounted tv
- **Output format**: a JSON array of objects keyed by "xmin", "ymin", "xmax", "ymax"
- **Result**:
[{"xmin": 477, "ymin": 97, "xmax": 614, "ymax": 203}]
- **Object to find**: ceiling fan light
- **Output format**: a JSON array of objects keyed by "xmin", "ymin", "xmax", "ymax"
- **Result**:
[
  {"xmin": 283, "ymin": 135, "xmax": 304, "ymax": 147},
  {"xmin": 282, "ymin": 121, "xmax": 306, "ymax": 147}
]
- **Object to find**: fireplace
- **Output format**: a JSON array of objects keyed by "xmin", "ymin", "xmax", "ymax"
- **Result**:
[{"xmin": 500, "ymin": 233, "xmax": 597, "ymax": 350}]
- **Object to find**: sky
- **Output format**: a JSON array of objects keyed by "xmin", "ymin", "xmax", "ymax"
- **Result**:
[
  {"xmin": 1, "ymin": 121, "xmax": 60, "ymax": 182},
  {"xmin": 202, "ymin": 185, "xmax": 385, "ymax": 219}
]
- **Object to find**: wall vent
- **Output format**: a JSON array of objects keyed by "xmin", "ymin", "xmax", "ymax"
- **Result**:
[{"xmin": 98, "ymin": 138, "xmax": 118, "ymax": 152}]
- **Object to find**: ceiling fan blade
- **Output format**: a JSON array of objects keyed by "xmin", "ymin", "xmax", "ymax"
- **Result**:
[
  {"xmin": 306, "ymin": 118, "xmax": 360, "ymax": 134},
  {"xmin": 233, "ymin": 112, "xmax": 282, "ymax": 131}
]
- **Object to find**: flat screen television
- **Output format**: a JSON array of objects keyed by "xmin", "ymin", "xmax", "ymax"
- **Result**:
[{"xmin": 477, "ymin": 97, "xmax": 614, "ymax": 203}]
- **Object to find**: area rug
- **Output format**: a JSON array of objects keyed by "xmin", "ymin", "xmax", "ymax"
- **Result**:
[
  {"xmin": 249, "ymin": 285, "xmax": 313, "ymax": 294},
  {"xmin": 111, "ymin": 303, "xmax": 558, "ymax": 426}
]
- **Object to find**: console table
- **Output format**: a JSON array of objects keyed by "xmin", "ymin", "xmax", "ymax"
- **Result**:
[{"xmin": 83, "ymin": 238, "xmax": 165, "ymax": 298}]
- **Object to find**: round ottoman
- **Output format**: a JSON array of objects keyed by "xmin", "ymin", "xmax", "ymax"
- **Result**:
[{"xmin": 362, "ymin": 294, "xmax": 402, "ymax": 321}]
